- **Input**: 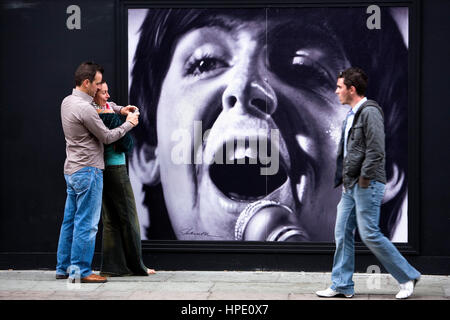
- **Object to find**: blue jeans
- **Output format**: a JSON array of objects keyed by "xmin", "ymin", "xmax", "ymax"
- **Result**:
[
  {"xmin": 330, "ymin": 180, "xmax": 420, "ymax": 295},
  {"xmin": 56, "ymin": 167, "xmax": 103, "ymax": 279}
]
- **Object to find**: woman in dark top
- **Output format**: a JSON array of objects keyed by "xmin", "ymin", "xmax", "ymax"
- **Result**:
[{"xmin": 94, "ymin": 81, "xmax": 156, "ymax": 276}]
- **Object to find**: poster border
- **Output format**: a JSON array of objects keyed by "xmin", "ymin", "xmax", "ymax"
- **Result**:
[{"xmin": 116, "ymin": 0, "xmax": 421, "ymax": 255}]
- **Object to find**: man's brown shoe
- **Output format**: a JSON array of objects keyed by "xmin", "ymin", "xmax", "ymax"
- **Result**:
[{"xmin": 79, "ymin": 274, "xmax": 107, "ymax": 283}]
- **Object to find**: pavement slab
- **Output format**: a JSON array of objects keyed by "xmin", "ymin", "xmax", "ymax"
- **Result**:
[{"xmin": 0, "ymin": 270, "xmax": 448, "ymax": 301}]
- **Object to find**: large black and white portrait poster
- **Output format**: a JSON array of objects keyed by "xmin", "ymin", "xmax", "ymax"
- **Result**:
[{"xmin": 127, "ymin": 6, "xmax": 409, "ymax": 243}]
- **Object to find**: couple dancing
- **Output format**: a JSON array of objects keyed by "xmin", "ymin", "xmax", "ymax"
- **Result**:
[{"xmin": 56, "ymin": 62, "xmax": 155, "ymax": 283}]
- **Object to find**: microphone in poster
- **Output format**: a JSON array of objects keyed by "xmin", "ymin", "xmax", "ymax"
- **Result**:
[{"xmin": 235, "ymin": 200, "xmax": 309, "ymax": 241}]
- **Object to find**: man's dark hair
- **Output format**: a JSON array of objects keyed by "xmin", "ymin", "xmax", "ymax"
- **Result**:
[
  {"xmin": 338, "ymin": 67, "xmax": 368, "ymax": 96},
  {"xmin": 74, "ymin": 61, "xmax": 104, "ymax": 87}
]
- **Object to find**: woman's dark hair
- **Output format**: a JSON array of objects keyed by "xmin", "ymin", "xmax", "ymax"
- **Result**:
[{"xmin": 130, "ymin": 7, "xmax": 408, "ymax": 240}]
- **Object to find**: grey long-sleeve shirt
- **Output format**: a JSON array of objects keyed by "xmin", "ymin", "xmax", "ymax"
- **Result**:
[{"xmin": 61, "ymin": 89, "xmax": 133, "ymax": 175}]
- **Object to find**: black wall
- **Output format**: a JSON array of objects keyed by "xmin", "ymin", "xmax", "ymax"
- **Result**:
[
  {"xmin": 0, "ymin": 0, "xmax": 449, "ymax": 274},
  {"xmin": 0, "ymin": 0, "xmax": 117, "ymax": 264}
]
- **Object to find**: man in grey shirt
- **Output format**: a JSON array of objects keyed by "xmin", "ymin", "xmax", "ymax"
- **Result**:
[{"xmin": 56, "ymin": 62, "xmax": 139, "ymax": 283}]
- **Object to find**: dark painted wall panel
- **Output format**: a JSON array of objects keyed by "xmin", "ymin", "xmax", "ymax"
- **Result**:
[
  {"xmin": 0, "ymin": 0, "xmax": 116, "ymax": 253},
  {"xmin": 0, "ymin": 0, "xmax": 449, "ymax": 274}
]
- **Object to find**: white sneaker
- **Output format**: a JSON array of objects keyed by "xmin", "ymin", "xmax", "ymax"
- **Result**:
[
  {"xmin": 395, "ymin": 278, "xmax": 419, "ymax": 299},
  {"xmin": 316, "ymin": 287, "xmax": 354, "ymax": 298}
]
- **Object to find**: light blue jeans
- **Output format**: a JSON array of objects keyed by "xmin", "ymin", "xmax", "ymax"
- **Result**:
[
  {"xmin": 330, "ymin": 180, "xmax": 420, "ymax": 295},
  {"xmin": 56, "ymin": 167, "xmax": 103, "ymax": 279}
]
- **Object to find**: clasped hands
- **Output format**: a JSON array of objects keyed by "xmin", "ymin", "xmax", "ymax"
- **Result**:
[{"xmin": 121, "ymin": 105, "xmax": 140, "ymax": 127}]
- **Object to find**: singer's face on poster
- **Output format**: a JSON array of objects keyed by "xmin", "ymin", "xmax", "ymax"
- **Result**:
[{"xmin": 155, "ymin": 14, "xmax": 351, "ymax": 240}]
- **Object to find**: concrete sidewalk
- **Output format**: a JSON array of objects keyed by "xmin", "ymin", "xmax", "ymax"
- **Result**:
[{"xmin": 0, "ymin": 270, "xmax": 449, "ymax": 300}]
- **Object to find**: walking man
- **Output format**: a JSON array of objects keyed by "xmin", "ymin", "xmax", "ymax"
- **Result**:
[
  {"xmin": 316, "ymin": 67, "xmax": 421, "ymax": 299},
  {"xmin": 56, "ymin": 62, "xmax": 139, "ymax": 283}
]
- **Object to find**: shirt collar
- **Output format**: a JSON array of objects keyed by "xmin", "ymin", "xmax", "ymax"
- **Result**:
[
  {"xmin": 351, "ymin": 97, "xmax": 367, "ymax": 115},
  {"xmin": 72, "ymin": 88, "xmax": 93, "ymax": 103}
]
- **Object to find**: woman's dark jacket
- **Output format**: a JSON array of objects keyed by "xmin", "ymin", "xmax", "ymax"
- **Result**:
[{"xmin": 98, "ymin": 113, "xmax": 134, "ymax": 153}]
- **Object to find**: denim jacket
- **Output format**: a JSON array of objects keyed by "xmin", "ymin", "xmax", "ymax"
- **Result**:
[{"xmin": 334, "ymin": 99, "xmax": 387, "ymax": 189}]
